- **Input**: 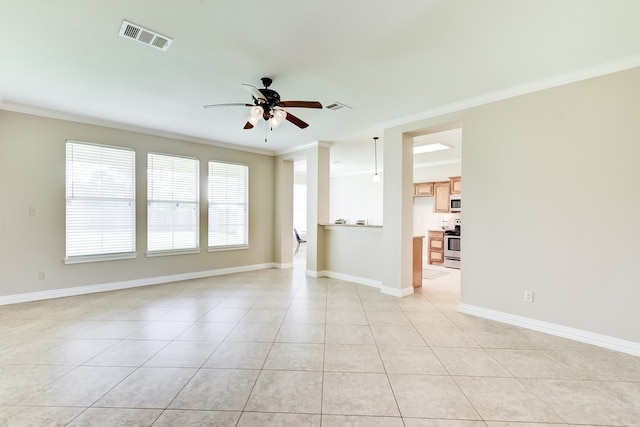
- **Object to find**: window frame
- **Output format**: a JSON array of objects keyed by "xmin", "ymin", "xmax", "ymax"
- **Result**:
[
  {"xmin": 207, "ymin": 160, "xmax": 249, "ymax": 251},
  {"xmin": 64, "ymin": 140, "xmax": 137, "ymax": 264},
  {"xmin": 146, "ymin": 152, "xmax": 200, "ymax": 256}
]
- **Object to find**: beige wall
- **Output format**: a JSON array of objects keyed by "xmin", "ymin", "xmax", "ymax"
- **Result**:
[
  {"xmin": 461, "ymin": 67, "xmax": 640, "ymax": 343},
  {"xmin": 0, "ymin": 111, "xmax": 275, "ymax": 298}
]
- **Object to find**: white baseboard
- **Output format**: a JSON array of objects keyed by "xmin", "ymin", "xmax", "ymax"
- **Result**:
[
  {"xmin": 324, "ymin": 271, "xmax": 382, "ymax": 289},
  {"xmin": 458, "ymin": 303, "xmax": 640, "ymax": 357},
  {"xmin": 309, "ymin": 269, "xmax": 413, "ymax": 297},
  {"xmin": 381, "ymin": 285, "xmax": 414, "ymax": 298},
  {"xmin": 273, "ymin": 262, "xmax": 294, "ymax": 269},
  {"xmin": 0, "ymin": 263, "xmax": 277, "ymax": 306}
]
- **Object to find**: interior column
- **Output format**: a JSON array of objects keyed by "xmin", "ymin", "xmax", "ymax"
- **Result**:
[
  {"xmin": 273, "ymin": 158, "xmax": 294, "ymax": 267},
  {"xmin": 381, "ymin": 129, "xmax": 414, "ymax": 296},
  {"xmin": 305, "ymin": 141, "xmax": 332, "ymax": 276}
]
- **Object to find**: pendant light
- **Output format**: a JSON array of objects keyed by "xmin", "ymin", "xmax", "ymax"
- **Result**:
[{"xmin": 372, "ymin": 136, "xmax": 381, "ymax": 183}]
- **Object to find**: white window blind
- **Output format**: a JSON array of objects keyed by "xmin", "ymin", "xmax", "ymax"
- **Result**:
[
  {"xmin": 147, "ymin": 153, "xmax": 199, "ymax": 252},
  {"xmin": 66, "ymin": 141, "xmax": 135, "ymax": 260},
  {"xmin": 208, "ymin": 161, "xmax": 248, "ymax": 248}
]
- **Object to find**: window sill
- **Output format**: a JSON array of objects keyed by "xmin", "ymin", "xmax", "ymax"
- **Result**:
[
  {"xmin": 208, "ymin": 245, "xmax": 249, "ymax": 252},
  {"xmin": 146, "ymin": 248, "xmax": 201, "ymax": 257},
  {"xmin": 64, "ymin": 252, "xmax": 138, "ymax": 264}
]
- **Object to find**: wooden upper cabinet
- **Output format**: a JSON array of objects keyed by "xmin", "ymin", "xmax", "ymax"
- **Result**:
[
  {"xmin": 450, "ymin": 176, "xmax": 461, "ymax": 194},
  {"xmin": 414, "ymin": 182, "xmax": 434, "ymax": 197},
  {"xmin": 433, "ymin": 181, "xmax": 451, "ymax": 212}
]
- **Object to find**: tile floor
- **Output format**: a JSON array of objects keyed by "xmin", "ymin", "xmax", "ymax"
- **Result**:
[{"xmin": 1, "ymin": 255, "xmax": 640, "ymax": 426}]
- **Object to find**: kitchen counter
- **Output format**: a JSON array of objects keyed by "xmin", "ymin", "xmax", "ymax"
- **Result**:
[{"xmin": 320, "ymin": 223, "xmax": 382, "ymax": 229}]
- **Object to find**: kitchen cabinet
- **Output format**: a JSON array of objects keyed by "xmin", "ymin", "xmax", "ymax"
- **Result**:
[
  {"xmin": 414, "ymin": 182, "xmax": 433, "ymax": 197},
  {"xmin": 413, "ymin": 236, "xmax": 424, "ymax": 287},
  {"xmin": 413, "ymin": 182, "xmax": 433, "ymax": 197},
  {"xmin": 450, "ymin": 176, "xmax": 461, "ymax": 194},
  {"xmin": 428, "ymin": 231, "xmax": 444, "ymax": 265},
  {"xmin": 433, "ymin": 181, "xmax": 451, "ymax": 213}
]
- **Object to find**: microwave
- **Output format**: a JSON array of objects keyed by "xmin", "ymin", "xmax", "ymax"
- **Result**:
[{"xmin": 449, "ymin": 194, "xmax": 461, "ymax": 212}]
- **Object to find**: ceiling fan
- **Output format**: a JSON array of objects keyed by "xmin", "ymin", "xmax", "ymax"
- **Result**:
[{"xmin": 203, "ymin": 77, "xmax": 323, "ymax": 132}]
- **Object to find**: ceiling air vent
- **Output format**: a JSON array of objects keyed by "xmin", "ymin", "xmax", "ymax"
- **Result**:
[
  {"xmin": 119, "ymin": 20, "xmax": 172, "ymax": 51},
  {"xmin": 326, "ymin": 102, "xmax": 352, "ymax": 112}
]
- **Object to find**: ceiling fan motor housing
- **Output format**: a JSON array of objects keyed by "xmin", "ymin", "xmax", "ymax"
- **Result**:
[{"xmin": 256, "ymin": 89, "xmax": 281, "ymax": 119}]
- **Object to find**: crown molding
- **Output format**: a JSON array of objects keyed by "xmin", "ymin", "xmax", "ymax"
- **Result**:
[
  {"xmin": 0, "ymin": 101, "xmax": 275, "ymax": 156},
  {"xmin": 382, "ymin": 55, "xmax": 640, "ymax": 129}
]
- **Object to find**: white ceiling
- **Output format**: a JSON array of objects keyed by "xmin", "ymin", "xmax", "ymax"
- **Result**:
[{"xmin": 2, "ymin": 1, "xmax": 640, "ymax": 174}]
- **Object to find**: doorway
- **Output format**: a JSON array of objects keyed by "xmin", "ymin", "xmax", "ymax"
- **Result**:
[{"xmin": 293, "ymin": 159, "xmax": 307, "ymax": 268}]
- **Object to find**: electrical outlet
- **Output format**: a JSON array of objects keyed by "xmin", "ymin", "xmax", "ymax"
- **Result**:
[
  {"xmin": 38, "ymin": 271, "xmax": 46, "ymax": 279},
  {"xmin": 524, "ymin": 290, "xmax": 533, "ymax": 303}
]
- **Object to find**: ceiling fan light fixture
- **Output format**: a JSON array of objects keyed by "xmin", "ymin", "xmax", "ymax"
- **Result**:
[
  {"xmin": 250, "ymin": 106, "xmax": 263, "ymax": 119},
  {"xmin": 269, "ymin": 110, "xmax": 287, "ymax": 128}
]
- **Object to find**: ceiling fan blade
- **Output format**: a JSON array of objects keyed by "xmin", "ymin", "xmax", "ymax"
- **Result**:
[
  {"xmin": 278, "ymin": 101, "xmax": 323, "ymax": 109},
  {"xmin": 243, "ymin": 121, "xmax": 254, "ymax": 130},
  {"xmin": 203, "ymin": 103, "xmax": 252, "ymax": 109},
  {"xmin": 285, "ymin": 112, "xmax": 309, "ymax": 129},
  {"xmin": 242, "ymin": 84, "xmax": 267, "ymax": 103}
]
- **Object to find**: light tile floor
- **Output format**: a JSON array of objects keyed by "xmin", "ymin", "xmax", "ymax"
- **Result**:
[{"xmin": 1, "ymin": 256, "xmax": 640, "ymax": 426}]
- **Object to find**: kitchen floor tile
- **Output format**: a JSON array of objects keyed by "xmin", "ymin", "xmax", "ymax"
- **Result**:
[
  {"xmin": 324, "ymin": 344, "xmax": 385, "ymax": 373},
  {"xmin": 85, "ymin": 339, "xmax": 168, "ymax": 366},
  {"xmin": 378, "ymin": 345, "xmax": 447, "ymax": 375},
  {"xmin": 143, "ymin": 340, "xmax": 220, "ymax": 367},
  {"xmin": 66, "ymin": 408, "xmax": 161, "ymax": 426},
  {"xmin": 454, "ymin": 376, "xmax": 563, "ymax": 423},
  {"xmin": 325, "ymin": 324, "xmax": 375, "ymax": 345},
  {"xmin": 523, "ymin": 378, "xmax": 640, "ymax": 426},
  {"xmin": 174, "ymin": 321, "xmax": 236, "ymax": 341},
  {"xmin": 263, "ymin": 342, "xmax": 324, "ymax": 371},
  {"xmin": 414, "ymin": 323, "xmax": 479, "ymax": 347},
  {"xmin": 326, "ymin": 309, "xmax": 369, "ymax": 325},
  {"xmin": 245, "ymin": 370, "xmax": 323, "ymax": 413},
  {"xmin": 169, "ymin": 368, "xmax": 259, "ymax": 411},
  {"xmin": 237, "ymin": 412, "xmax": 321, "ymax": 426},
  {"xmin": 403, "ymin": 420, "xmax": 488, "ymax": 427},
  {"xmin": 125, "ymin": 321, "xmax": 193, "ymax": 340},
  {"xmin": 19, "ymin": 366, "xmax": 134, "ymax": 407},
  {"xmin": 0, "ymin": 406, "xmax": 84, "ymax": 427},
  {"xmin": 365, "ymin": 310, "xmax": 411, "ymax": 325},
  {"xmin": 322, "ymin": 372, "xmax": 400, "ymax": 417},
  {"xmin": 154, "ymin": 409, "xmax": 241, "ymax": 426},
  {"xmin": 283, "ymin": 308, "xmax": 326, "ymax": 324},
  {"xmin": 200, "ymin": 307, "xmax": 249, "ymax": 322},
  {"xmin": 241, "ymin": 308, "xmax": 287, "ymax": 323},
  {"xmin": 1, "ymin": 266, "xmax": 637, "ymax": 426},
  {"xmin": 388, "ymin": 374, "xmax": 480, "ymax": 419},
  {"xmin": 370, "ymin": 324, "xmax": 426, "ymax": 346},
  {"xmin": 321, "ymin": 414, "xmax": 404, "ymax": 426},
  {"xmin": 434, "ymin": 347, "xmax": 512, "ymax": 377},
  {"xmin": 275, "ymin": 323, "xmax": 325, "ymax": 343},
  {"xmin": 94, "ymin": 367, "xmax": 196, "ymax": 408},
  {"xmin": 203, "ymin": 341, "xmax": 272, "ymax": 369},
  {"xmin": 0, "ymin": 364, "xmax": 74, "ymax": 405},
  {"xmin": 225, "ymin": 322, "xmax": 280, "ymax": 342}
]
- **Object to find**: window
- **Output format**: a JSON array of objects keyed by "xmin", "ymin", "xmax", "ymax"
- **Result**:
[
  {"xmin": 65, "ymin": 141, "xmax": 135, "ymax": 262},
  {"xmin": 208, "ymin": 161, "xmax": 248, "ymax": 249},
  {"xmin": 147, "ymin": 153, "xmax": 199, "ymax": 253}
]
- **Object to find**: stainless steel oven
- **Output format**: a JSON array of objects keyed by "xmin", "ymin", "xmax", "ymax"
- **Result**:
[
  {"xmin": 444, "ymin": 235, "xmax": 460, "ymax": 268},
  {"xmin": 444, "ymin": 219, "xmax": 461, "ymax": 269}
]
